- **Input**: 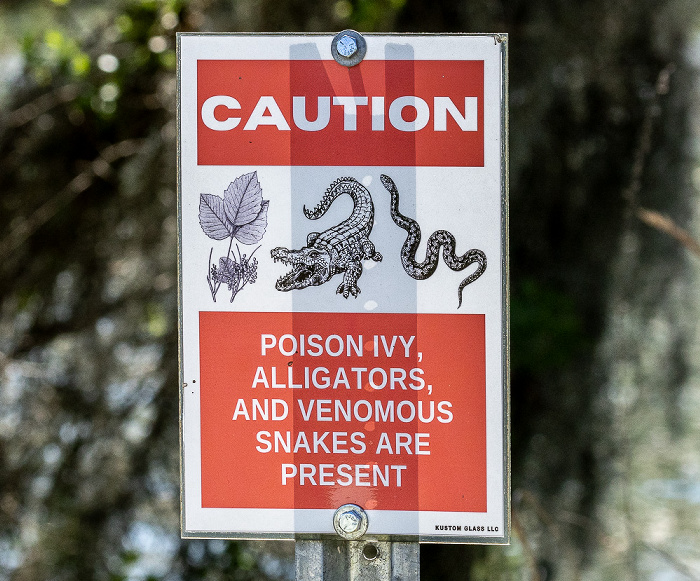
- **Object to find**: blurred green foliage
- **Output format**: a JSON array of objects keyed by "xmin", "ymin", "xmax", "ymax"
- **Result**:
[
  {"xmin": 511, "ymin": 278, "xmax": 588, "ymax": 375},
  {"xmin": 0, "ymin": 0, "xmax": 698, "ymax": 580}
]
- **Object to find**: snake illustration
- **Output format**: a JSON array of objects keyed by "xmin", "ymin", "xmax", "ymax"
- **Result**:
[{"xmin": 380, "ymin": 174, "xmax": 487, "ymax": 308}]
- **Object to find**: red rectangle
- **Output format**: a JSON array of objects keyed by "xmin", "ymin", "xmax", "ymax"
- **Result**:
[
  {"xmin": 199, "ymin": 311, "xmax": 486, "ymax": 512},
  {"xmin": 197, "ymin": 60, "xmax": 484, "ymax": 167}
]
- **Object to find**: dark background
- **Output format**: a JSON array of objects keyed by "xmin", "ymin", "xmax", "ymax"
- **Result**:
[{"xmin": 1, "ymin": 0, "xmax": 699, "ymax": 579}]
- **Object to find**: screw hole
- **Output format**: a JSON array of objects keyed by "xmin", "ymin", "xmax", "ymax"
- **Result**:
[{"xmin": 362, "ymin": 544, "xmax": 379, "ymax": 561}]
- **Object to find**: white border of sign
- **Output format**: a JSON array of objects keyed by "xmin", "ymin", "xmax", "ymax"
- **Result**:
[{"xmin": 177, "ymin": 32, "xmax": 509, "ymax": 544}]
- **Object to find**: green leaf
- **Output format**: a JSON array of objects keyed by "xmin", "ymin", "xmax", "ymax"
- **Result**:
[
  {"xmin": 71, "ymin": 53, "xmax": 90, "ymax": 76},
  {"xmin": 44, "ymin": 30, "xmax": 64, "ymax": 51}
]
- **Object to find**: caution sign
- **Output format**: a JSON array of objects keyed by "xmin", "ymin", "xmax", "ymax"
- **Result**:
[{"xmin": 178, "ymin": 33, "xmax": 508, "ymax": 542}]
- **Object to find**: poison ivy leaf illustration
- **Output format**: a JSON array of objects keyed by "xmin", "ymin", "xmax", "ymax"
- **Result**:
[
  {"xmin": 201, "ymin": 173, "xmax": 269, "ymax": 303},
  {"xmin": 224, "ymin": 171, "xmax": 263, "ymax": 227},
  {"xmin": 199, "ymin": 194, "xmax": 232, "ymax": 240},
  {"xmin": 215, "ymin": 256, "xmax": 241, "ymax": 288},
  {"xmin": 235, "ymin": 200, "xmax": 269, "ymax": 244}
]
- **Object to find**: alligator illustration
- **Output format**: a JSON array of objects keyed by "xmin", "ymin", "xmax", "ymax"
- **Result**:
[
  {"xmin": 271, "ymin": 177, "xmax": 382, "ymax": 297},
  {"xmin": 380, "ymin": 174, "xmax": 486, "ymax": 308}
]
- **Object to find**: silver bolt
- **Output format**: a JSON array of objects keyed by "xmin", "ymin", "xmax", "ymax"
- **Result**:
[
  {"xmin": 337, "ymin": 35, "xmax": 358, "ymax": 58},
  {"xmin": 331, "ymin": 30, "xmax": 367, "ymax": 68},
  {"xmin": 333, "ymin": 504, "xmax": 369, "ymax": 539},
  {"xmin": 338, "ymin": 509, "xmax": 362, "ymax": 533}
]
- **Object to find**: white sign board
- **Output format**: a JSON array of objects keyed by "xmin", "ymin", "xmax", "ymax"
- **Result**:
[{"xmin": 178, "ymin": 32, "xmax": 509, "ymax": 543}]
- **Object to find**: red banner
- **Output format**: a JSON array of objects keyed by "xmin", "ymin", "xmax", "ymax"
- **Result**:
[
  {"xmin": 197, "ymin": 60, "xmax": 484, "ymax": 167},
  {"xmin": 199, "ymin": 311, "xmax": 486, "ymax": 512}
]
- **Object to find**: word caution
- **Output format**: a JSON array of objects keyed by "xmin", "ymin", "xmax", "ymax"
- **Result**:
[{"xmin": 202, "ymin": 95, "xmax": 478, "ymax": 132}]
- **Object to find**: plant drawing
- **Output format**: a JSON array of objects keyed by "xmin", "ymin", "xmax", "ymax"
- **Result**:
[{"xmin": 198, "ymin": 171, "xmax": 269, "ymax": 302}]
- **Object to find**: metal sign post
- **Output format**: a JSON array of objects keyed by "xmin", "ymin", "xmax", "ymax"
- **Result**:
[
  {"xmin": 177, "ymin": 29, "xmax": 509, "ymax": 574},
  {"xmin": 293, "ymin": 503, "xmax": 418, "ymax": 580},
  {"xmin": 295, "ymin": 539, "xmax": 419, "ymax": 580}
]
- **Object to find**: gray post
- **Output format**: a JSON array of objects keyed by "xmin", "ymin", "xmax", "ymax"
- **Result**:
[{"xmin": 295, "ymin": 539, "xmax": 419, "ymax": 580}]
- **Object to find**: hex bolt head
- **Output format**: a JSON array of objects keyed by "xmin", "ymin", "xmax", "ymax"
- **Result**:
[
  {"xmin": 331, "ymin": 30, "xmax": 367, "ymax": 68},
  {"xmin": 338, "ymin": 509, "xmax": 362, "ymax": 533},
  {"xmin": 333, "ymin": 504, "xmax": 369, "ymax": 539},
  {"xmin": 337, "ymin": 35, "xmax": 358, "ymax": 58}
]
